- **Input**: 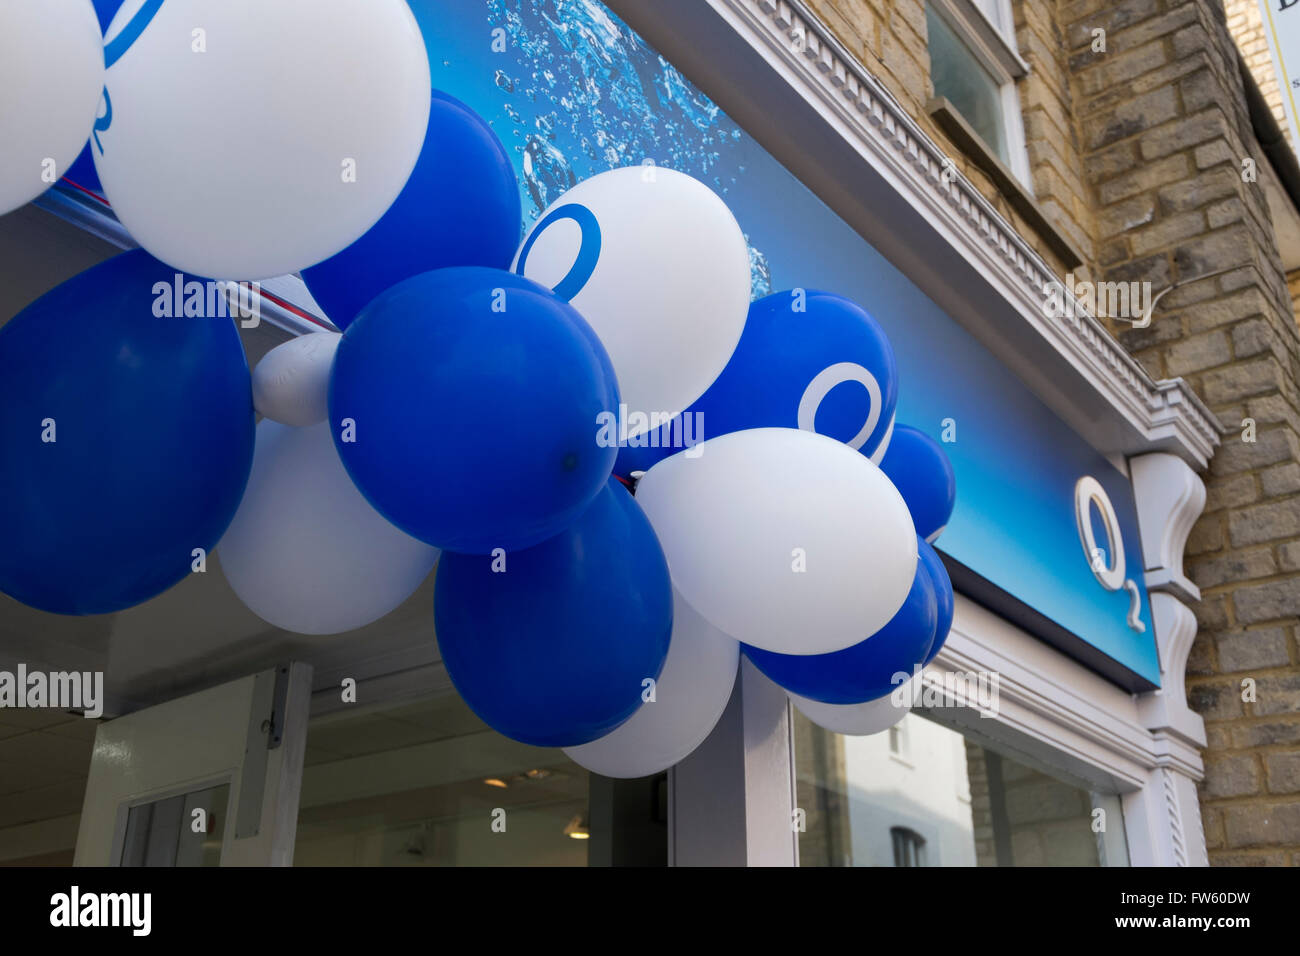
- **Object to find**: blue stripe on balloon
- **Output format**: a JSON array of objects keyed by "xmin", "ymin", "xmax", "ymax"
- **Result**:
[
  {"xmin": 104, "ymin": 0, "xmax": 165, "ymax": 69},
  {"xmin": 515, "ymin": 203, "xmax": 601, "ymax": 302}
]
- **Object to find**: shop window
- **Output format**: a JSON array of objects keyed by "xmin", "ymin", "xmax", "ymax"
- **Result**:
[
  {"xmin": 926, "ymin": 0, "xmax": 1031, "ymax": 187},
  {"xmin": 793, "ymin": 710, "xmax": 1128, "ymax": 867},
  {"xmin": 890, "ymin": 826, "xmax": 927, "ymax": 867},
  {"xmin": 294, "ymin": 691, "xmax": 667, "ymax": 867}
]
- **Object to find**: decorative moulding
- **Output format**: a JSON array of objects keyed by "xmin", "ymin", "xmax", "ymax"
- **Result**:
[
  {"xmin": 1138, "ymin": 592, "xmax": 1208, "ymax": 749},
  {"xmin": 707, "ymin": 0, "xmax": 1222, "ymax": 467},
  {"xmin": 1130, "ymin": 452, "xmax": 1206, "ymax": 603}
]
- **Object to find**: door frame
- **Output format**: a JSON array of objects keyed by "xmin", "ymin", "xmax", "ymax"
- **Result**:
[{"xmin": 74, "ymin": 662, "xmax": 312, "ymax": 867}]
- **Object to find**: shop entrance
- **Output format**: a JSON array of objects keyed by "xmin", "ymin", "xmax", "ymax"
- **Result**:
[{"xmin": 73, "ymin": 664, "xmax": 312, "ymax": 866}]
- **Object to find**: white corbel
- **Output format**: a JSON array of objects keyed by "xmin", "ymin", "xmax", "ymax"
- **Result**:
[
  {"xmin": 1137, "ymin": 592, "xmax": 1207, "ymax": 749},
  {"xmin": 1130, "ymin": 453, "xmax": 1206, "ymax": 603}
]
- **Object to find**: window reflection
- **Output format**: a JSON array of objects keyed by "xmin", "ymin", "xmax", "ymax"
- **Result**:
[
  {"xmin": 794, "ymin": 709, "xmax": 1127, "ymax": 866},
  {"xmin": 294, "ymin": 691, "xmax": 666, "ymax": 867},
  {"xmin": 927, "ymin": 5, "xmax": 1010, "ymax": 163}
]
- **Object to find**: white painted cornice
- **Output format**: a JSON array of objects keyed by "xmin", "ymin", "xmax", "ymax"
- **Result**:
[
  {"xmin": 614, "ymin": 0, "xmax": 1223, "ymax": 468},
  {"xmin": 744, "ymin": 0, "xmax": 1221, "ymax": 463}
]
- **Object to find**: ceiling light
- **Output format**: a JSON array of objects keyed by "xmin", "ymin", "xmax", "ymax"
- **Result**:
[{"xmin": 563, "ymin": 813, "xmax": 589, "ymax": 840}]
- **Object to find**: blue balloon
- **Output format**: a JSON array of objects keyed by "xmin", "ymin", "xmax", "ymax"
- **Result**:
[
  {"xmin": 91, "ymin": 0, "xmax": 124, "ymax": 30},
  {"xmin": 434, "ymin": 479, "xmax": 673, "ymax": 747},
  {"xmin": 743, "ymin": 536, "xmax": 939, "ymax": 705},
  {"xmin": 330, "ymin": 267, "xmax": 619, "ymax": 554},
  {"xmin": 0, "ymin": 250, "xmax": 255, "ymax": 614},
  {"xmin": 60, "ymin": 1, "xmax": 124, "ymax": 198},
  {"xmin": 302, "ymin": 90, "xmax": 521, "ymax": 329},
  {"xmin": 64, "ymin": 146, "xmax": 104, "ymax": 197},
  {"xmin": 921, "ymin": 539, "xmax": 955, "ymax": 667},
  {"xmin": 879, "ymin": 424, "xmax": 956, "ymax": 542},
  {"xmin": 616, "ymin": 289, "xmax": 898, "ymax": 474}
]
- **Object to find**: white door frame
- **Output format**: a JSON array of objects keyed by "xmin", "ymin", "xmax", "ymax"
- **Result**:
[
  {"xmin": 668, "ymin": 588, "xmax": 1208, "ymax": 866},
  {"xmin": 74, "ymin": 663, "xmax": 313, "ymax": 866}
]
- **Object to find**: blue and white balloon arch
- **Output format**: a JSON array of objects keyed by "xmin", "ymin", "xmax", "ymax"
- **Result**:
[{"xmin": 0, "ymin": 0, "xmax": 957, "ymax": 774}]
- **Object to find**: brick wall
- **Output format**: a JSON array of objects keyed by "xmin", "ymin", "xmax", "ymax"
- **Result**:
[
  {"xmin": 817, "ymin": 0, "xmax": 1300, "ymax": 865},
  {"xmin": 1224, "ymin": 0, "xmax": 1290, "ymax": 147},
  {"xmin": 1062, "ymin": 0, "xmax": 1300, "ymax": 865},
  {"xmin": 1221, "ymin": 0, "xmax": 1300, "ymax": 325},
  {"xmin": 1016, "ymin": 0, "xmax": 1100, "ymax": 266},
  {"xmin": 964, "ymin": 741, "xmax": 998, "ymax": 865},
  {"xmin": 805, "ymin": 0, "xmax": 1098, "ymax": 278}
]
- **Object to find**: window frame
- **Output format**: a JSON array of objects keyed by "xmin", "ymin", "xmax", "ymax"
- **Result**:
[
  {"xmin": 890, "ymin": 826, "xmax": 928, "ymax": 867},
  {"xmin": 927, "ymin": 0, "xmax": 1034, "ymax": 189}
]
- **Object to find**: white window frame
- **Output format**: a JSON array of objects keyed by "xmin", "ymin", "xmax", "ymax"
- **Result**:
[{"xmin": 928, "ymin": 0, "xmax": 1034, "ymax": 190}]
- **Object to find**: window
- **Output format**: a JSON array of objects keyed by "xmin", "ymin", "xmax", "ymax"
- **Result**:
[
  {"xmin": 887, "ymin": 720, "xmax": 911, "ymax": 764},
  {"xmin": 926, "ymin": 0, "xmax": 1031, "ymax": 186},
  {"xmin": 891, "ymin": 827, "xmax": 928, "ymax": 867},
  {"xmin": 294, "ymin": 691, "xmax": 668, "ymax": 866},
  {"xmin": 793, "ymin": 709, "xmax": 1130, "ymax": 867}
]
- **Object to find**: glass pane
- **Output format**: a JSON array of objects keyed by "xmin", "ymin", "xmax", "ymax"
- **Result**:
[
  {"xmin": 294, "ymin": 691, "xmax": 666, "ymax": 867},
  {"xmin": 794, "ymin": 709, "xmax": 1127, "ymax": 866},
  {"xmin": 927, "ymin": 7, "xmax": 1010, "ymax": 163},
  {"xmin": 120, "ymin": 784, "xmax": 228, "ymax": 867}
]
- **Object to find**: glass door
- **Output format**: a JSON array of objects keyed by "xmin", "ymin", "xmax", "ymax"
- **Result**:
[{"xmin": 294, "ymin": 689, "xmax": 668, "ymax": 866}]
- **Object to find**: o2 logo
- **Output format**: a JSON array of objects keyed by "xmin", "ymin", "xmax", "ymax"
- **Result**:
[
  {"xmin": 1074, "ymin": 476, "xmax": 1145, "ymax": 633},
  {"xmin": 797, "ymin": 362, "xmax": 885, "ymax": 455},
  {"xmin": 92, "ymin": 0, "xmax": 167, "ymax": 155},
  {"xmin": 514, "ymin": 202, "xmax": 602, "ymax": 301},
  {"xmin": 91, "ymin": 89, "xmax": 113, "ymax": 155}
]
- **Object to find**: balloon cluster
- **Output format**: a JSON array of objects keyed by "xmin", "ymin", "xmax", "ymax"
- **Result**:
[{"xmin": 0, "ymin": 1, "xmax": 955, "ymax": 775}]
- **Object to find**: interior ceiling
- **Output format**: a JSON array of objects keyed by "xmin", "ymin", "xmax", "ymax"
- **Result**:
[
  {"xmin": 0, "ymin": 204, "xmax": 435, "ymax": 713},
  {"xmin": 0, "ymin": 708, "xmax": 96, "ymax": 864},
  {"xmin": 0, "ymin": 558, "xmax": 441, "ymax": 716}
]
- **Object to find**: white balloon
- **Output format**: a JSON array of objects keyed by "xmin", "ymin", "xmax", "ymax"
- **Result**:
[
  {"xmin": 219, "ymin": 421, "xmax": 438, "ymax": 635},
  {"xmin": 790, "ymin": 683, "xmax": 912, "ymax": 736},
  {"xmin": 93, "ymin": 0, "xmax": 430, "ymax": 279},
  {"xmin": 0, "ymin": 0, "xmax": 104, "ymax": 215},
  {"xmin": 564, "ymin": 591, "xmax": 739, "ymax": 778},
  {"xmin": 514, "ymin": 167, "xmax": 750, "ymax": 437},
  {"xmin": 252, "ymin": 332, "xmax": 341, "ymax": 427},
  {"xmin": 636, "ymin": 427, "xmax": 917, "ymax": 656}
]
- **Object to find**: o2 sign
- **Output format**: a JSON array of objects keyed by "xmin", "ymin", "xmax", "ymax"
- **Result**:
[
  {"xmin": 93, "ymin": 0, "xmax": 167, "ymax": 155},
  {"xmin": 797, "ymin": 361, "xmax": 887, "ymax": 459},
  {"xmin": 1074, "ymin": 476, "xmax": 1145, "ymax": 633}
]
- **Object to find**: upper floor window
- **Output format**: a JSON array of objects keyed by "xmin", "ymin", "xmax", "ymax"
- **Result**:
[
  {"xmin": 926, "ymin": 0, "xmax": 1031, "ymax": 186},
  {"xmin": 891, "ymin": 826, "xmax": 928, "ymax": 867}
]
